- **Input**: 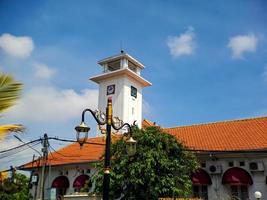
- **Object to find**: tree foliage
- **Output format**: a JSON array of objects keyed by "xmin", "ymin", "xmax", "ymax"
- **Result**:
[
  {"xmin": 0, "ymin": 73, "xmax": 24, "ymax": 139},
  {"xmin": 0, "ymin": 172, "xmax": 30, "ymax": 200},
  {"xmin": 92, "ymin": 126, "xmax": 199, "ymax": 200}
]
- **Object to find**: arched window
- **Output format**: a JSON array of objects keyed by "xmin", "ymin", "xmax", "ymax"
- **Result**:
[
  {"xmin": 191, "ymin": 169, "xmax": 212, "ymax": 200},
  {"xmin": 73, "ymin": 174, "xmax": 91, "ymax": 192},
  {"xmin": 222, "ymin": 167, "xmax": 253, "ymax": 200},
  {"xmin": 51, "ymin": 175, "xmax": 70, "ymax": 198}
]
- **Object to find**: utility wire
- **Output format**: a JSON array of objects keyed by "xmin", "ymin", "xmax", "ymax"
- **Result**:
[
  {"xmin": 0, "ymin": 142, "xmax": 41, "ymax": 159},
  {"xmin": 0, "ymin": 139, "xmax": 42, "ymax": 153},
  {"xmin": 14, "ymin": 135, "xmax": 42, "ymax": 157},
  {"xmin": 49, "ymin": 137, "xmax": 105, "ymax": 146},
  {"xmin": 0, "ymin": 136, "xmax": 104, "ymax": 161}
]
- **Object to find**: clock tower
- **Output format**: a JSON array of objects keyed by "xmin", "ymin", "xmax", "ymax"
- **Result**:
[{"xmin": 90, "ymin": 51, "xmax": 152, "ymax": 129}]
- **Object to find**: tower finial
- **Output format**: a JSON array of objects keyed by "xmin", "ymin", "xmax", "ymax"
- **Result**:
[{"xmin": 120, "ymin": 40, "xmax": 124, "ymax": 54}]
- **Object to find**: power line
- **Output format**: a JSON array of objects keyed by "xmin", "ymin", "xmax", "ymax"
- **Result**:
[
  {"xmin": 14, "ymin": 135, "xmax": 42, "ymax": 157},
  {"xmin": 0, "ymin": 142, "xmax": 41, "ymax": 159},
  {"xmin": 49, "ymin": 137, "xmax": 104, "ymax": 146},
  {"xmin": 0, "ymin": 139, "xmax": 42, "ymax": 154}
]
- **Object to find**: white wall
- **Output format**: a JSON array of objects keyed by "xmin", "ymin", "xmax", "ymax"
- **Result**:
[
  {"xmin": 30, "ymin": 163, "xmax": 96, "ymax": 200},
  {"xmin": 98, "ymin": 75, "xmax": 143, "ymax": 131},
  {"xmin": 200, "ymin": 154, "xmax": 267, "ymax": 200}
]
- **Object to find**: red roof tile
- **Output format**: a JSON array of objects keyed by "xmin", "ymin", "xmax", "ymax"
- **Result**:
[
  {"xmin": 164, "ymin": 117, "xmax": 267, "ymax": 151},
  {"xmin": 142, "ymin": 119, "xmax": 156, "ymax": 128},
  {"xmin": 21, "ymin": 136, "xmax": 107, "ymax": 169},
  {"xmin": 21, "ymin": 117, "xmax": 267, "ymax": 168}
]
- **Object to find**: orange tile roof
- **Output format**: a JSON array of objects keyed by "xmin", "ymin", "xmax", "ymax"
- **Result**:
[
  {"xmin": 164, "ymin": 117, "xmax": 267, "ymax": 151},
  {"xmin": 142, "ymin": 119, "xmax": 156, "ymax": 128},
  {"xmin": 21, "ymin": 117, "xmax": 267, "ymax": 168},
  {"xmin": 21, "ymin": 136, "xmax": 107, "ymax": 169}
]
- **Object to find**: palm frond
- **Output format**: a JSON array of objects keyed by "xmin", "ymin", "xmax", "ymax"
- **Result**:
[
  {"xmin": 0, "ymin": 124, "xmax": 25, "ymax": 139},
  {"xmin": 0, "ymin": 73, "xmax": 23, "ymax": 113}
]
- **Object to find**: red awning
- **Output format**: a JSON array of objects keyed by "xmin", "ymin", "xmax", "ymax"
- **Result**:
[
  {"xmin": 222, "ymin": 167, "xmax": 253, "ymax": 185},
  {"xmin": 73, "ymin": 174, "xmax": 90, "ymax": 188},
  {"xmin": 191, "ymin": 169, "xmax": 212, "ymax": 185},
  {"xmin": 52, "ymin": 176, "xmax": 70, "ymax": 188}
]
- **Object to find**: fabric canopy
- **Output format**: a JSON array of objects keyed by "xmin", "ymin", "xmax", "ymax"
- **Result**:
[
  {"xmin": 191, "ymin": 169, "xmax": 212, "ymax": 185},
  {"xmin": 222, "ymin": 167, "xmax": 253, "ymax": 185},
  {"xmin": 73, "ymin": 174, "xmax": 90, "ymax": 188},
  {"xmin": 51, "ymin": 175, "xmax": 70, "ymax": 188}
]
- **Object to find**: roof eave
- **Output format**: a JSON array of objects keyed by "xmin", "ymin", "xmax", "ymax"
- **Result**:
[
  {"xmin": 98, "ymin": 53, "xmax": 145, "ymax": 69},
  {"xmin": 90, "ymin": 68, "xmax": 152, "ymax": 87}
]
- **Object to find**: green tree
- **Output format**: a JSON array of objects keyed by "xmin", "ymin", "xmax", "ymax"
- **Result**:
[
  {"xmin": 92, "ymin": 126, "xmax": 199, "ymax": 200},
  {"xmin": 0, "ymin": 172, "xmax": 30, "ymax": 200},
  {"xmin": 0, "ymin": 73, "xmax": 24, "ymax": 139}
]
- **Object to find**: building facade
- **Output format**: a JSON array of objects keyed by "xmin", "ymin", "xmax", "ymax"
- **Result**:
[{"xmin": 20, "ymin": 52, "xmax": 267, "ymax": 200}]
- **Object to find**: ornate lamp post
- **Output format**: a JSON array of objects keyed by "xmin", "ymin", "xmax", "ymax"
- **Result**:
[{"xmin": 75, "ymin": 97, "xmax": 136, "ymax": 200}]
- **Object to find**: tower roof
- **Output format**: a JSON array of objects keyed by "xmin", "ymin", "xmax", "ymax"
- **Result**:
[
  {"xmin": 90, "ymin": 68, "xmax": 152, "ymax": 87},
  {"xmin": 98, "ymin": 52, "xmax": 145, "ymax": 69}
]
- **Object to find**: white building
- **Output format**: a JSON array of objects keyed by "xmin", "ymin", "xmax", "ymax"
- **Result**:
[
  {"xmin": 90, "ymin": 51, "xmax": 151, "ymax": 129},
  {"xmin": 20, "ymin": 52, "xmax": 267, "ymax": 200}
]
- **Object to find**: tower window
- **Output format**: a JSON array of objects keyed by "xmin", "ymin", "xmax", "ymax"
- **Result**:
[
  {"xmin": 128, "ymin": 61, "xmax": 137, "ymax": 73},
  {"xmin": 107, "ymin": 59, "xmax": 120, "ymax": 71},
  {"xmin": 131, "ymin": 86, "xmax": 137, "ymax": 98}
]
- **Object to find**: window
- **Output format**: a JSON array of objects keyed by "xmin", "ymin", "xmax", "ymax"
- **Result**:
[
  {"xmin": 239, "ymin": 161, "xmax": 245, "ymax": 167},
  {"xmin": 230, "ymin": 185, "xmax": 248, "ymax": 200},
  {"xmin": 107, "ymin": 60, "xmax": 120, "ymax": 71},
  {"xmin": 193, "ymin": 185, "xmax": 208, "ymax": 200},
  {"xmin": 228, "ymin": 161, "xmax": 234, "ymax": 167},
  {"xmin": 201, "ymin": 162, "xmax": 206, "ymax": 168},
  {"xmin": 128, "ymin": 61, "xmax": 137, "ymax": 73},
  {"xmin": 131, "ymin": 86, "xmax": 137, "ymax": 98}
]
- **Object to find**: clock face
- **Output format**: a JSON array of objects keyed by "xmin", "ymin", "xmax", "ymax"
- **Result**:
[
  {"xmin": 131, "ymin": 86, "xmax": 137, "ymax": 98},
  {"xmin": 107, "ymin": 84, "xmax": 115, "ymax": 95}
]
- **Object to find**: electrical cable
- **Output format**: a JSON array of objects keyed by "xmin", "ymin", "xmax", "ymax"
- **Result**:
[
  {"xmin": 0, "ymin": 139, "xmax": 42, "ymax": 153},
  {"xmin": 49, "ymin": 137, "xmax": 105, "ymax": 146},
  {"xmin": 0, "ymin": 142, "xmax": 41, "ymax": 159},
  {"xmin": 14, "ymin": 135, "xmax": 42, "ymax": 157}
]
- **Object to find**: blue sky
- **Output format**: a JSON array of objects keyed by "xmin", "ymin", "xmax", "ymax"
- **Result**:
[{"xmin": 0, "ymin": 0, "xmax": 267, "ymax": 170}]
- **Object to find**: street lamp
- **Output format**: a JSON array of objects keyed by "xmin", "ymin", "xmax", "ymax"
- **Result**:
[
  {"xmin": 254, "ymin": 191, "xmax": 262, "ymax": 200},
  {"xmin": 75, "ymin": 97, "xmax": 136, "ymax": 200}
]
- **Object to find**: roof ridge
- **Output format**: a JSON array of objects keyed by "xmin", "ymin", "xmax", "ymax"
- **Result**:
[{"xmin": 164, "ymin": 116, "xmax": 267, "ymax": 129}]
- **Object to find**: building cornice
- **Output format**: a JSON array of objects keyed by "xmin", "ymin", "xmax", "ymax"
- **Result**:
[{"xmin": 90, "ymin": 68, "xmax": 152, "ymax": 87}]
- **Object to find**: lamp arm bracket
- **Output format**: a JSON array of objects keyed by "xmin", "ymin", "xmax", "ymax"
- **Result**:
[
  {"xmin": 82, "ymin": 109, "xmax": 106, "ymax": 125},
  {"xmin": 111, "ymin": 122, "xmax": 132, "ymax": 134}
]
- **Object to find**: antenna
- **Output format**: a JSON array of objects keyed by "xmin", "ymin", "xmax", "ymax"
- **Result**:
[{"xmin": 120, "ymin": 40, "xmax": 124, "ymax": 54}]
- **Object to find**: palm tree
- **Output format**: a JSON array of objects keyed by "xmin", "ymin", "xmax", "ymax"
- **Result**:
[{"xmin": 0, "ymin": 73, "xmax": 24, "ymax": 139}]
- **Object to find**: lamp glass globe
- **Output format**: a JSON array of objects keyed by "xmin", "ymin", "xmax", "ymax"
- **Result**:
[{"xmin": 254, "ymin": 191, "xmax": 262, "ymax": 199}]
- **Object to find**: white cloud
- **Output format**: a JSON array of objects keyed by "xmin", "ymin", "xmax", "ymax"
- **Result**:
[
  {"xmin": 167, "ymin": 27, "xmax": 196, "ymax": 57},
  {"xmin": 0, "ymin": 33, "xmax": 34, "ymax": 59},
  {"xmin": 34, "ymin": 63, "xmax": 56, "ymax": 79},
  {"xmin": 228, "ymin": 34, "xmax": 258, "ymax": 59},
  {"xmin": 6, "ymin": 86, "xmax": 98, "ymax": 122}
]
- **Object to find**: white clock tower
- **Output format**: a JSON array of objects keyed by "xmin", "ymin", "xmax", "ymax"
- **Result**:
[{"xmin": 90, "ymin": 51, "xmax": 152, "ymax": 129}]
